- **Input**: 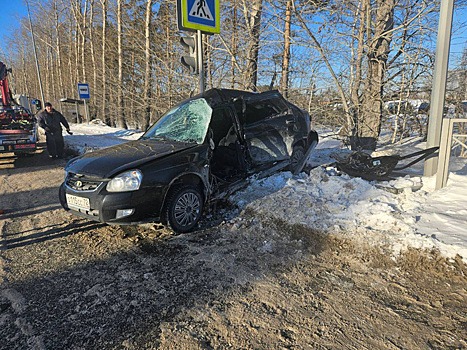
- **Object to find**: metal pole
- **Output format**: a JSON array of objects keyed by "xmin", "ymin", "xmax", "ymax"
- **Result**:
[
  {"xmin": 26, "ymin": 0, "xmax": 45, "ymax": 106},
  {"xmin": 435, "ymin": 118, "xmax": 454, "ymax": 189},
  {"xmin": 424, "ymin": 0, "xmax": 454, "ymax": 176},
  {"xmin": 75, "ymin": 102, "xmax": 79, "ymax": 123},
  {"xmin": 197, "ymin": 30, "xmax": 205, "ymax": 93},
  {"xmin": 83, "ymin": 100, "xmax": 90, "ymax": 123}
]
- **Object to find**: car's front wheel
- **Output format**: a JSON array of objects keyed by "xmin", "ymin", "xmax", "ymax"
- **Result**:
[{"xmin": 164, "ymin": 185, "xmax": 204, "ymax": 233}]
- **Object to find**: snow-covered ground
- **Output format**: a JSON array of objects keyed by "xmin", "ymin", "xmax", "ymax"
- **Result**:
[{"xmin": 63, "ymin": 121, "xmax": 467, "ymax": 263}]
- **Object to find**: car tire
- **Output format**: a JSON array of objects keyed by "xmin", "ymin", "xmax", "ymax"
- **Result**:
[
  {"xmin": 290, "ymin": 144, "xmax": 305, "ymax": 173},
  {"xmin": 164, "ymin": 185, "xmax": 204, "ymax": 233}
]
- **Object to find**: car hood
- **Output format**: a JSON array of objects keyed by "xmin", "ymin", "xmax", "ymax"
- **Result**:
[{"xmin": 66, "ymin": 139, "xmax": 196, "ymax": 178}]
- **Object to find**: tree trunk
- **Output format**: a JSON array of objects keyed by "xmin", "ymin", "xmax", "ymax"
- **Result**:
[
  {"xmin": 348, "ymin": 0, "xmax": 368, "ymax": 137},
  {"xmin": 230, "ymin": 0, "xmax": 238, "ymax": 89},
  {"xmin": 355, "ymin": 0, "xmax": 395, "ymax": 151},
  {"xmin": 142, "ymin": 0, "xmax": 153, "ymax": 131},
  {"xmin": 242, "ymin": 0, "xmax": 263, "ymax": 91},
  {"xmin": 46, "ymin": 45, "xmax": 53, "ymax": 100},
  {"xmin": 89, "ymin": 0, "xmax": 97, "ymax": 120},
  {"xmin": 53, "ymin": 0, "xmax": 64, "ymax": 98},
  {"xmin": 72, "ymin": 2, "xmax": 80, "ymax": 84},
  {"xmin": 280, "ymin": 0, "xmax": 292, "ymax": 98},
  {"xmin": 100, "ymin": 0, "xmax": 109, "ymax": 125},
  {"xmin": 81, "ymin": 0, "xmax": 89, "ymax": 86},
  {"xmin": 117, "ymin": 0, "xmax": 127, "ymax": 129}
]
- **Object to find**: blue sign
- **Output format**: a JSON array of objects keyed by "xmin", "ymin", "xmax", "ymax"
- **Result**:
[
  {"xmin": 77, "ymin": 83, "xmax": 90, "ymax": 99},
  {"xmin": 178, "ymin": 0, "xmax": 220, "ymax": 34}
]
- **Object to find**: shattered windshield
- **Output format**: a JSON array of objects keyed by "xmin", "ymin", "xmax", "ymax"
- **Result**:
[{"xmin": 142, "ymin": 98, "xmax": 212, "ymax": 144}]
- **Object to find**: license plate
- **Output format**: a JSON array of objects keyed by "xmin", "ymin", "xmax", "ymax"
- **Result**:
[
  {"xmin": 15, "ymin": 144, "xmax": 35, "ymax": 149},
  {"xmin": 66, "ymin": 194, "xmax": 90, "ymax": 210}
]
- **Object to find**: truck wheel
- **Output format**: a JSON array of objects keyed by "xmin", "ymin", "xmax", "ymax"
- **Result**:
[{"xmin": 164, "ymin": 185, "xmax": 204, "ymax": 233}]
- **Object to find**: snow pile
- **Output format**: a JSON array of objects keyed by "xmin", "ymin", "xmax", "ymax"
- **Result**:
[
  {"xmin": 232, "ymin": 167, "xmax": 466, "ymax": 260},
  {"xmin": 65, "ymin": 121, "xmax": 140, "ymax": 154}
]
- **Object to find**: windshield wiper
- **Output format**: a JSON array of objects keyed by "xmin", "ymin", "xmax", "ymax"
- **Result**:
[
  {"xmin": 144, "ymin": 135, "xmax": 170, "ymax": 142},
  {"xmin": 182, "ymin": 138, "xmax": 198, "ymax": 144}
]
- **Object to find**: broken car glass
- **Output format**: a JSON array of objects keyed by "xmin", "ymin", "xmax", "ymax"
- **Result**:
[{"xmin": 143, "ymin": 98, "xmax": 212, "ymax": 145}]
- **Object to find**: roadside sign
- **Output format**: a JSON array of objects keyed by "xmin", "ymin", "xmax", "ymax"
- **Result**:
[
  {"xmin": 77, "ymin": 83, "xmax": 90, "ymax": 100},
  {"xmin": 177, "ymin": 0, "xmax": 220, "ymax": 34}
]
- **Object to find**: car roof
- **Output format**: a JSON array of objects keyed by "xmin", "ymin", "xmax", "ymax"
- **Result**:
[{"xmin": 191, "ymin": 88, "xmax": 283, "ymax": 107}]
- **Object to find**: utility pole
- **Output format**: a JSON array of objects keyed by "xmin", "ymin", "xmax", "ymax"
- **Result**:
[
  {"xmin": 26, "ymin": 0, "xmax": 45, "ymax": 106},
  {"xmin": 424, "ymin": 0, "xmax": 454, "ymax": 176}
]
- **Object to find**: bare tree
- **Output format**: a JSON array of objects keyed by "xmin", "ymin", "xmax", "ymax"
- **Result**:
[
  {"xmin": 100, "ymin": 0, "xmax": 109, "ymax": 125},
  {"xmin": 89, "ymin": 0, "xmax": 98, "ymax": 119},
  {"xmin": 53, "ymin": 0, "xmax": 65, "ymax": 98},
  {"xmin": 242, "ymin": 0, "xmax": 263, "ymax": 91},
  {"xmin": 142, "ymin": 0, "xmax": 154, "ymax": 131},
  {"xmin": 280, "ymin": 0, "xmax": 293, "ymax": 98},
  {"xmin": 354, "ymin": 0, "xmax": 396, "ymax": 150},
  {"xmin": 116, "ymin": 0, "xmax": 127, "ymax": 129}
]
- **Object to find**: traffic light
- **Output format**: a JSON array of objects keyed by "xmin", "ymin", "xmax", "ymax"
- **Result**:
[
  {"xmin": 33, "ymin": 99, "xmax": 42, "ymax": 111},
  {"xmin": 180, "ymin": 34, "xmax": 198, "ymax": 74}
]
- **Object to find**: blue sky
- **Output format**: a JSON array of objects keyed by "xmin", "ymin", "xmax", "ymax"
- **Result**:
[
  {"xmin": 0, "ymin": 0, "xmax": 28, "ymax": 59},
  {"xmin": 0, "ymin": 1, "xmax": 466, "ymax": 64}
]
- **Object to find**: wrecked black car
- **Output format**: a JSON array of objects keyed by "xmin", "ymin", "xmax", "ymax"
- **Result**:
[{"xmin": 59, "ymin": 89, "xmax": 318, "ymax": 232}]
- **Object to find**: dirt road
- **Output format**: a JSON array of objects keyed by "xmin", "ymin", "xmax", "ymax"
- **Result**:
[{"xmin": 1, "ymin": 144, "xmax": 466, "ymax": 349}]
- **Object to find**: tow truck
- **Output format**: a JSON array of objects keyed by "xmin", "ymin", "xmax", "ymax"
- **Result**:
[{"xmin": 0, "ymin": 61, "xmax": 38, "ymax": 156}]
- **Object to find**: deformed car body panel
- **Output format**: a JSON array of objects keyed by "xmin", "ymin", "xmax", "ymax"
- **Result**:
[
  {"xmin": 59, "ymin": 88, "xmax": 319, "ymax": 231},
  {"xmin": 66, "ymin": 139, "xmax": 199, "ymax": 178}
]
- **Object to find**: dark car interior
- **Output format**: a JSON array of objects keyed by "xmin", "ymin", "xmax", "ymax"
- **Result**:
[{"xmin": 209, "ymin": 107, "xmax": 246, "ymax": 181}]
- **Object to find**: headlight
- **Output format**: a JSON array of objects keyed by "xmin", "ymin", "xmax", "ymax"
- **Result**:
[{"xmin": 107, "ymin": 170, "xmax": 143, "ymax": 192}]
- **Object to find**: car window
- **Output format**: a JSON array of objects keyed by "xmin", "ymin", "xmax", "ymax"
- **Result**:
[
  {"xmin": 243, "ymin": 97, "xmax": 289, "ymax": 125},
  {"xmin": 210, "ymin": 108, "xmax": 237, "ymax": 147},
  {"xmin": 142, "ymin": 98, "xmax": 212, "ymax": 144}
]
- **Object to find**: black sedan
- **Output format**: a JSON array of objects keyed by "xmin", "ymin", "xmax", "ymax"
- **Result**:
[{"xmin": 59, "ymin": 88, "xmax": 318, "ymax": 232}]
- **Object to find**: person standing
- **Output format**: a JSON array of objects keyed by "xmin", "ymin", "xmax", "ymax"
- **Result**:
[{"xmin": 36, "ymin": 102, "xmax": 72, "ymax": 158}]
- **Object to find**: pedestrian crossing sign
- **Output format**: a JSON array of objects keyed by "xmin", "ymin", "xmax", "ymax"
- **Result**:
[{"xmin": 177, "ymin": 0, "xmax": 220, "ymax": 34}]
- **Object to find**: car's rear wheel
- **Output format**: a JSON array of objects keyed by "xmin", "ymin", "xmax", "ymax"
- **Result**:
[
  {"xmin": 164, "ymin": 185, "xmax": 204, "ymax": 233},
  {"xmin": 290, "ymin": 144, "xmax": 305, "ymax": 173}
]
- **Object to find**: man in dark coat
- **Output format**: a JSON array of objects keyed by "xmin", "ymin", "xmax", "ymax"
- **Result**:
[{"xmin": 37, "ymin": 102, "xmax": 72, "ymax": 158}]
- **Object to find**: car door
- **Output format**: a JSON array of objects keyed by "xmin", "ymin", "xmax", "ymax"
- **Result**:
[
  {"xmin": 208, "ymin": 106, "xmax": 247, "ymax": 180},
  {"xmin": 239, "ymin": 91, "xmax": 298, "ymax": 168}
]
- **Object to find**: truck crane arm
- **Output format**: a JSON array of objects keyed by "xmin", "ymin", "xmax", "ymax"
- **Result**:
[{"xmin": 0, "ymin": 61, "xmax": 12, "ymax": 107}]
